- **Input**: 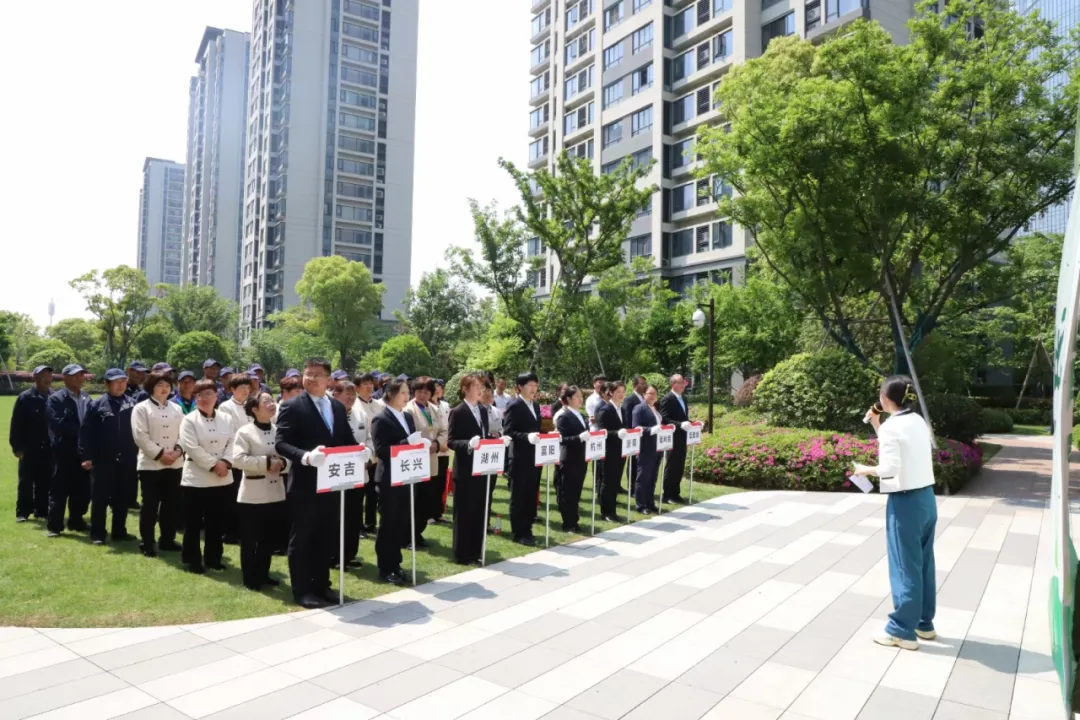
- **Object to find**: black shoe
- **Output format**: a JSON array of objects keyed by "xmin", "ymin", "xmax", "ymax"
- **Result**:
[
  {"xmin": 47, "ymin": 530, "xmax": 62, "ymax": 538},
  {"xmin": 322, "ymin": 588, "xmax": 340, "ymax": 604},
  {"xmin": 562, "ymin": 524, "xmax": 581, "ymax": 534},
  {"xmin": 112, "ymin": 532, "xmax": 135, "ymax": 542},
  {"xmin": 380, "ymin": 570, "xmax": 406, "ymax": 586},
  {"xmin": 222, "ymin": 536, "xmax": 240, "ymax": 545},
  {"xmin": 92, "ymin": 538, "xmax": 106, "ymax": 546},
  {"xmin": 206, "ymin": 562, "xmax": 226, "ymax": 571},
  {"xmin": 15, "ymin": 516, "xmax": 28, "ymax": 523},
  {"xmin": 186, "ymin": 564, "xmax": 205, "ymax": 574},
  {"xmin": 635, "ymin": 507, "xmax": 652, "ymax": 516},
  {"xmin": 363, "ymin": 524, "xmax": 377, "ymax": 534},
  {"xmin": 140, "ymin": 545, "xmax": 157, "ymax": 558},
  {"xmin": 649, "ymin": 506, "xmax": 661, "ymax": 513},
  {"xmin": 297, "ymin": 593, "xmax": 330, "ymax": 609},
  {"xmin": 158, "ymin": 540, "xmax": 181, "ymax": 552},
  {"xmin": 662, "ymin": 496, "xmax": 684, "ymax": 504},
  {"xmin": 602, "ymin": 515, "xmax": 622, "ymax": 523},
  {"xmin": 346, "ymin": 558, "xmax": 362, "ymax": 569},
  {"xmin": 415, "ymin": 536, "xmax": 429, "ymax": 548},
  {"xmin": 128, "ymin": 502, "xmax": 141, "ymax": 511},
  {"xmin": 68, "ymin": 519, "xmax": 88, "ymax": 532},
  {"xmin": 264, "ymin": 577, "xmax": 281, "ymax": 587},
  {"xmin": 516, "ymin": 536, "xmax": 537, "ymax": 547}
]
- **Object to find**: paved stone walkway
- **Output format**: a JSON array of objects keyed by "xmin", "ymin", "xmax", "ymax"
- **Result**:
[{"xmin": 0, "ymin": 437, "xmax": 1068, "ymax": 720}]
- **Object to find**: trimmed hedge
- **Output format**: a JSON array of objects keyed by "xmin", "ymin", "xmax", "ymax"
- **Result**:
[
  {"xmin": 754, "ymin": 351, "xmax": 880, "ymax": 433},
  {"xmin": 925, "ymin": 394, "xmax": 984, "ymax": 444},
  {"xmin": 690, "ymin": 424, "xmax": 982, "ymax": 495},
  {"xmin": 980, "ymin": 408, "xmax": 1015, "ymax": 434},
  {"xmin": 1005, "ymin": 407, "xmax": 1052, "ymax": 426}
]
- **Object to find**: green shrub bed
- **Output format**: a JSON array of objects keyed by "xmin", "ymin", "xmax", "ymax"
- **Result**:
[{"xmin": 690, "ymin": 425, "xmax": 983, "ymax": 495}]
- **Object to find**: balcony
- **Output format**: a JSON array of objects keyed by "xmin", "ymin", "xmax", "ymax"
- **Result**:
[
  {"xmin": 531, "ymin": 0, "xmax": 550, "ymax": 12},
  {"xmin": 529, "ymin": 120, "xmax": 550, "ymax": 139},
  {"xmin": 530, "ymin": 16, "xmax": 551, "ymax": 45},
  {"xmin": 807, "ymin": 0, "xmax": 869, "ymax": 41},
  {"xmin": 530, "ymin": 53, "xmax": 550, "ymax": 76},
  {"xmin": 530, "ymin": 85, "xmax": 550, "ymax": 107}
]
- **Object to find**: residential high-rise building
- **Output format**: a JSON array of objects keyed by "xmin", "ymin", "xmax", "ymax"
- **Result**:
[
  {"xmin": 527, "ymin": 0, "xmax": 915, "ymax": 297},
  {"xmin": 1018, "ymin": 0, "xmax": 1078, "ymax": 235},
  {"xmin": 240, "ymin": 0, "xmax": 418, "ymax": 332},
  {"xmin": 183, "ymin": 26, "xmax": 251, "ymax": 302},
  {"xmin": 137, "ymin": 157, "xmax": 186, "ymax": 288}
]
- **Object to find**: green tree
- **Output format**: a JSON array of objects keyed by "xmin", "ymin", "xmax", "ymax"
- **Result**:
[
  {"xmin": 295, "ymin": 256, "xmax": 384, "ymax": 371},
  {"xmin": 395, "ymin": 269, "xmax": 484, "ymax": 377},
  {"xmin": 24, "ymin": 339, "xmax": 78, "ymax": 373},
  {"xmin": 46, "ymin": 318, "xmax": 103, "ymax": 366},
  {"xmin": 240, "ymin": 329, "xmax": 288, "ymax": 380},
  {"xmin": 134, "ymin": 316, "xmax": 178, "ymax": 367},
  {"xmin": 70, "ymin": 266, "xmax": 156, "ymax": 367},
  {"xmin": 695, "ymin": 0, "xmax": 1078, "ymax": 375},
  {"xmin": 167, "ymin": 331, "xmax": 231, "ymax": 374},
  {"xmin": 0, "ymin": 311, "xmax": 19, "ymax": 368},
  {"xmin": 362, "ymin": 334, "xmax": 433, "ymax": 378},
  {"xmin": 2, "ymin": 313, "xmax": 40, "ymax": 369},
  {"xmin": 502, "ymin": 152, "xmax": 657, "ymax": 370},
  {"xmin": 263, "ymin": 307, "xmax": 337, "ymax": 371},
  {"xmin": 157, "ymin": 285, "xmax": 240, "ymax": 340}
]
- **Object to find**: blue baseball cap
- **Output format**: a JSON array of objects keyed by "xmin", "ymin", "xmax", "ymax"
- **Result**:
[
  {"xmin": 61, "ymin": 364, "xmax": 86, "ymax": 376},
  {"xmin": 247, "ymin": 363, "xmax": 264, "ymax": 373},
  {"xmin": 331, "ymin": 370, "xmax": 349, "ymax": 381},
  {"xmin": 221, "ymin": 367, "xmax": 235, "ymax": 376},
  {"xmin": 284, "ymin": 369, "xmax": 300, "ymax": 378},
  {"xmin": 127, "ymin": 360, "xmax": 148, "ymax": 372},
  {"xmin": 436, "ymin": 379, "xmax": 445, "ymax": 386},
  {"xmin": 396, "ymin": 373, "xmax": 410, "ymax": 381},
  {"xmin": 151, "ymin": 362, "xmax": 173, "ymax": 373},
  {"xmin": 203, "ymin": 358, "xmax": 221, "ymax": 369},
  {"xmin": 178, "ymin": 370, "xmax": 195, "ymax": 381},
  {"xmin": 32, "ymin": 364, "xmax": 53, "ymax": 376},
  {"xmin": 369, "ymin": 369, "xmax": 382, "ymax": 376},
  {"xmin": 104, "ymin": 368, "xmax": 127, "ymax": 382}
]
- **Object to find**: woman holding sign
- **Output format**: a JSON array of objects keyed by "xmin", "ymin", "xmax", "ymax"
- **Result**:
[
  {"xmin": 447, "ymin": 373, "xmax": 491, "ymax": 564},
  {"xmin": 596, "ymin": 381, "xmax": 626, "ymax": 522},
  {"xmin": 370, "ymin": 378, "xmax": 420, "ymax": 586},
  {"xmin": 554, "ymin": 385, "xmax": 589, "ymax": 532},
  {"xmin": 632, "ymin": 386, "xmax": 663, "ymax": 515}
]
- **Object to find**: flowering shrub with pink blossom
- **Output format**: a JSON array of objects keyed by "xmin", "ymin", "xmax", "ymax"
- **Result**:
[{"xmin": 692, "ymin": 425, "xmax": 982, "ymax": 494}]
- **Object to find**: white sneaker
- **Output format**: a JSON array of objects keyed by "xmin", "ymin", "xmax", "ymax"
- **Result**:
[
  {"xmin": 915, "ymin": 629, "xmax": 937, "ymax": 640},
  {"xmin": 873, "ymin": 632, "xmax": 919, "ymax": 650}
]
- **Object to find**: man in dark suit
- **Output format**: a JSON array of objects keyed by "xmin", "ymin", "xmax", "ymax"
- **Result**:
[
  {"xmin": 10, "ymin": 365, "xmax": 52, "ymax": 522},
  {"xmin": 503, "ymin": 372, "xmax": 541, "ymax": 546},
  {"xmin": 596, "ymin": 381, "xmax": 626, "ymax": 522},
  {"xmin": 621, "ymin": 375, "xmax": 647, "ymax": 495},
  {"xmin": 275, "ymin": 358, "xmax": 357, "ymax": 608},
  {"xmin": 370, "ymin": 378, "xmax": 422, "ymax": 585},
  {"xmin": 658, "ymin": 374, "xmax": 690, "ymax": 503},
  {"xmin": 45, "ymin": 364, "xmax": 92, "ymax": 537}
]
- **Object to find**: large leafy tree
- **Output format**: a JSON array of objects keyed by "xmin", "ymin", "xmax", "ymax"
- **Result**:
[
  {"xmin": 294, "ymin": 256, "xmax": 384, "ymax": 371},
  {"xmin": 134, "ymin": 316, "xmax": 178, "ymax": 367},
  {"xmin": 696, "ymin": 0, "xmax": 1078, "ymax": 375},
  {"xmin": 395, "ymin": 269, "xmax": 484, "ymax": 377},
  {"xmin": 360, "ymin": 334, "xmax": 434, "ymax": 378},
  {"xmin": 70, "ymin": 266, "xmax": 156, "ymax": 367},
  {"xmin": 263, "ymin": 307, "xmax": 336, "ymax": 371},
  {"xmin": 24, "ymin": 339, "xmax": 77, "ymax": 373},
  {"xmin": 167, "ymin": 331, "xmax": 231, "ymax": 374},
  {"xmin": 46, "ymin": 318, "xmax": 102, "ymax": 366},
  {"xmin": 157, "ymin": 285, "xmax": 240, "ymax": 340},
  {"xmin": 0, "ymin": 312, "xmax": 40, "ymax": 369},
  {"xmin": 502, "ymin": 152, "xmax": 657, "ymax": 370}
]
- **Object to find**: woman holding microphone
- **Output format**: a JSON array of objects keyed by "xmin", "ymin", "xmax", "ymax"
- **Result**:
[{"xmin": 853, "ymin": 375, "xmax": 937, "ymax": 651}]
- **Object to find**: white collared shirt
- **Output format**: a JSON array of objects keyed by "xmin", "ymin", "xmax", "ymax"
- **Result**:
[
  {"xmin": 389, "ymin": 406, "xmax": 411, "ymax": 435},
  {"xmin": 465, "ymin": 400, "xmax": 483, "ymax": 429}
]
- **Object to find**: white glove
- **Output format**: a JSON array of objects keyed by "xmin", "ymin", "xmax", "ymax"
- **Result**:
[
  {"xmin": 527, "ymin": 432, "xmax": 539, "ymax": 445},
  {"xmin": 650, "ymin": 426, "xmax": 660, "ymax": 436},
  {"xmin": 420, "ymin": 438, "xmax": 432, "ymax": 451},
  {"xmin": 618, "ymin": 429, "xmax": 629, "ymax": 440},
  {"xmin": 304, "ymin": 446, "xmax": 327, "ymax": 467},
  {"xmin": 469, "ymin": 436, "xmax": 481, "ymax": 450},
  {"xmin": 578, "ymin": 430, "xmax": 591, "ymax": 442},
  {"xmin": 407, "ymin": 432, "xmax": 422, "ymax": 445},
  {"xmin": 680, "ymin": 421, "xmax": 692, "ymax": 431},
  {"xmin": 502, "ymin": 436, "xmax": 512, "ymax": 448}
]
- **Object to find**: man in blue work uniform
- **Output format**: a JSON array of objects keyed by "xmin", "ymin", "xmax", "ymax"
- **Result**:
[
  {"xmin": 9, "ymin": 365, "xmax": 53, "ymax": 522},
  {"xmin": 202, "ymin": 359, "xmax": 225, "ymax": 402},
  {"xmin": 125, "ymin": 361, "xmax": 149, "ymax": 403},
  {"xmin": 45, "ymin": 364, "xmax": 93, "ymax": 537},
  {"xmin": 219, "ymin": 367, "xmax": 235, "ymax": 405},
  {"xmin": 172, "ymin": 371, "xmax": 197, "ymax": 414},
  {"xmin": 79, "ymin": 369, "xmax": 138, "ymax": 545},
  {"xmin": 248, "ymin": 364, "xmax": 272, "ymax": 394}
]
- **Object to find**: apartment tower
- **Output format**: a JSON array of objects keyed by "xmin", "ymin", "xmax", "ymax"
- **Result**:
[
  {"xmin": 527, "ymin": 0, "xmax": 915, "ymax": 296},
  {"xmin": 240, "ymin": 0, "xmax": 418, "ymax": 331},
  {"xmin": 182, "ymin": 27, "xmax": 251, "ymax": 303},
  {"xmin": 137, "ymin": 157, "xmax": 186, "ymax": 288}
]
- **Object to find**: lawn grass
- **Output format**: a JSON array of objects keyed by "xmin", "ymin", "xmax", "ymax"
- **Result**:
[
  {"xmin": 978, "ymin": 442, "xmax": 1003, "ymax": 464},
  {"xmin": 0, "ymin": 395, "xmax": 740, "ymax": 627},
  {"xmin": 1012, "ymin": 424, "xmax": 1051, "ymax": 436}
]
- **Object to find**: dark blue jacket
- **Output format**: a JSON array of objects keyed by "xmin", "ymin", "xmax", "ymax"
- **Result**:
[
  {"xmin": 10, "ymin": 387, "xmax": 51, "ymax": 455},
  {"xmin": 46, "ymin": 387, "xmax": 91, "ymax": 452},
  {"xmin": 79, "ymin": 393, "xmax": 138, "ymax": 466},
  {"xmin": 632, "ymin": 402, "xmax": 661, "ymax": 457}
]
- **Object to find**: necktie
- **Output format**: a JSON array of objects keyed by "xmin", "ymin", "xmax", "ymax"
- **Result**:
[
  {"xmin": 318, "ymin": 397, "xmax": 333, "ymax": 431},
  {"xmin": 472, "ymin": 405, "xmax": 482, "ymax": 431}
]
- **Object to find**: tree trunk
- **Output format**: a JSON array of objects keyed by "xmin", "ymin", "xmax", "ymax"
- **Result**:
[
  {"xmin": 883, "ymin": 275, "xmax": 936, "ymax": 449},
  {"xmin": 1015, "ymin": 341, "xmax": 1041, "ymax": 409}
]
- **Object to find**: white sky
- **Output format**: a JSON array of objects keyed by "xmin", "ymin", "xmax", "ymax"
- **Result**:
[{"xmin": 0, "ymin": 0, "xmax": 528, "ymax": 329}]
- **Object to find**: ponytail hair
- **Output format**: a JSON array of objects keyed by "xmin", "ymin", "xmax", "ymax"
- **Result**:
[{"xmin": 880, "ymin": 375, "xmax": 918, "ymax": 410}]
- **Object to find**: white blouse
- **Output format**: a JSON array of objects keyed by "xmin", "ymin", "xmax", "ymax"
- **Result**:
[
  {"xmin": 217, "ymin": 398, "xmax": 252, "ymax": 432},
  {"xmin": 179, "ymin": 410, "xmax": 236, "ymax": 488},
  {"xmin": 231, "ymin": 423, "xmax": 288, "ymax": 504},
  {"xmin": 131, "ymin": 398, "xmax": 185, "ymax": 471},
  {"xmin": 869, "ymin": 412, "xmax": 936, "ymax": 494},
  {"xmin": 346, "ymin": 404, "xmax": 368, "ymax": 446}
]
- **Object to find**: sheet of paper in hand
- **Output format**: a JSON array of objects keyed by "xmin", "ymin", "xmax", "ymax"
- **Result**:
[
  {"xmin": 849, "ymin": 473, "xmax": 874, "ymax": 493},
  {"xmin": 390, "ymin": 443, "xmax": 431, "ymax": 486},
  {"xmin": 534, "ymin": 433, "xmax": 561, "ymax": 467},
  {"xmin": 656, "ymin": 425, "xmax": 675, "ymax": 452},
  {"xmin": 585, "ymin": 430, "xmax": 607, "ymax": 461},
  {"xmin": 317, "ymin": 445, "xmax": 371, "ymax": 493},
  {"xmin": 472, "ymin": 439, "xmax": 506, "ymax": 476},
  {"xmin": 621, "ymin": 428, "xmax": 643, "ymax": 457}
]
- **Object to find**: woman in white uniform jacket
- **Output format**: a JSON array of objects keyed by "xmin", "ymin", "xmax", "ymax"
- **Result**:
[
  {"xmin": 854, "ymin": 375, "xmax": 937, "ymax": 651},
  {"xmin": 231, "ymin": 391, "xmax": 288, "ymax": 590},
  {"xmin": 131, "ymin": 371, "xmax": 185, "ymax": 557}
]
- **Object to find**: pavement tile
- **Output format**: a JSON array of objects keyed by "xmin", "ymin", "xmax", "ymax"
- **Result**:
[
  {"xmin": 932, "ymin": 700, "xmax": 1007, "ymax": 719},
  {"xmin": 308, "ymin": 649, "xmax": 421, "ymax": 695},
  {"xmin": 200, "ymin": 682, "xmax": 336, "ymax": 720},
  {"xmin": 565, "ymin": 668, "xmax": 666, "ymax": 719},
  {"xmin": 622, "ymin": 681, "xmax": 723, "ymax": 720},
  {"xmin": 730, "ymin": 661, "xmax": 817, "ymax": 711},
  {"xmin": 721, "ymin": 624, "xmax": 797, "ymax": 660},
  {"xmin": 430, "ymin": 633, "xmax": 532, "ymax": 675},
  {"xmin": 676, "ymin": 648, "xmax": 767, "ymax": 696},
  {"xmin": 346, "ymin": 661, "xmax": 462, "ymax": 713},
  {"xmin": 0, "ymin": 658, "xmax": 103, "ymax": 701},
  {"xmin": 474, "ymin": 644, "xmax": 576, "ymax": 689},
  {"xmin": 0, "ymin": 672, "xmax": 129, "ymax": 720},
  {"xmin": 942, "ymin": 662, "xmax": 1015, "ymax": 714},
  {"xmin": 856, "ymin": 686, "xmax": 938, "ymax": 720}
]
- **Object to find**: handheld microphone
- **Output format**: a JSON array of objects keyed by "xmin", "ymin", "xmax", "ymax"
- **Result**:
[{"xmin": 862, "ymin": 402, "xmax": 883, "ymax": 424}]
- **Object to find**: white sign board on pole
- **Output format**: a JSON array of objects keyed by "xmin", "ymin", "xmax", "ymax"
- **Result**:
[
  {"xmin": 585, "ymin": 430, "xmax": 607, "ymax": 461},
  {"xmin": 390, "ymin": 443, "xmax": 431, "ymax": 486},
  {"xmin": 686, "ymin": 421, "xmax": 704, "ymax": 446},
  {"xmin": 317, "ymin": 445, "xmax": 371, "ymax": 493},
  {"xmin": 472, "ymin": 439, "xmax": 506, "ymax": 476},
  {"xmin": 621, "ymin": 428, "xmax": 642, "ymax": 457},
  {"xmin": 656, "ymin": 425, "xmax": 675, "ymax": 453},
  {"xmin": 534, "ymin": 433, "xmax": 561, "ymax": 466}
]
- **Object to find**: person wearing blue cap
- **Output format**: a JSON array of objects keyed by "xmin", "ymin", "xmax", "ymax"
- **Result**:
[
  {"xmin": 372, "ymin": 373, "xmax": 391, "ymax": 401},
  {"xmin": 45, "ymin": 365, "xmax": 92, "ymax": 536},
  {"xmin": 330, "ymin": 369, "xmax": 349, "ymax": 383},
  {"xmin": 218, "ymin": 367, "xmax": 235, "ymax": 406},
  {"xmin": 9, "ymin": 365, "xmax": 53, "ymax": 522},
  {"xmin": 172, "ymin": 371, "xmax": 197, "ymax": 414},
  {"xmin": 125, "ymin": 361, "xmax": 149, "ymax": 403},
  {"xmin": 79, "ymin": 369, "xmax": 138, "ymax": 545},
  {"xmin": 248, "ymin": 364, "xmax": 272, "ymax": 395}
]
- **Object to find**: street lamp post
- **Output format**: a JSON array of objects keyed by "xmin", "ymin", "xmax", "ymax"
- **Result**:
[{"xmin": 691, "ymin": 298, "xmax": 715, "ymax": 433}]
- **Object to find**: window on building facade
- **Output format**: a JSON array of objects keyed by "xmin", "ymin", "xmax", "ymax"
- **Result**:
[
  {"xmin": 631, "ymin": 106, "xmax": 653, "ymax": 136},
  {"xmin": 603, "ymin": 80, "xmax": 624, "ymax": 108},
  {"xmin": 603, "ymin": 119, "xmax": 623, "ymax": 148},
  {"xmin": 342, "ymin": 22, "xmax": 378, "ymax": 44},
  {"xmin": 629, "ymin": 234, "xmax": 652, "ymax": 257},
  {"xmin": 342, "ymin": 43, "xmax": 378, "ymax": 65},
  {"xmin": 672, "ymin": 182, "xmax": 694, "ymax": 212},
  {"xmin": 673, "ymin": 50, "xmax": 693, "ymax": 81},
  {"xmin": 604, "ymin": 43, "xmax": 624, "ymax": 69},
  {"xmin": 337, "ymin": 204, "xmax": 374, "ymax": 223},
  {"xmin": 632, "ymin": 22, "xmax": 654, "ymax": 53},
  {"xmin": 604, "ymin": 2, "xmax": 625, "ymax": 31},
  {"xmin": 762, "ymin": 12, "xmax": 795, "ymax": 49},
  {"xmin": 673, "ymin": 7, "xmax": 695, "ymax": 37},
  {"xmin": 632, "ymin": 63, "xmax": 654, "ymax": 94}
]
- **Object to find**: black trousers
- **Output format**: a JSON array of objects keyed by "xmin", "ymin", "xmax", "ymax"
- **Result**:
[
  {"xmin": 635, "ymin": 451, "xmax": 661, "ymax": 510},
  {"xmin": 140, "ymin": 469, "xmax": 182, "ymax": 546},
  {"xmin": 509, "ymin": 466, "xmax": 540, "ymax": 540},
  {"xmin": 182, "ymin": 484, "xmax": 228, "ymax": 568},
  {"xmin": 375, "ymin": 482, "xmax": 409, "ymax": 573},
  {"xmin": 662, "ymin": 441, "xmax": 687, "ymax": 500},
  {"xmin": 241, "ymin": 501, "xmax": 284, "ymax": 588},
  {"xmin": 47, "ymin": 451, "xmax": 90, "ymax": 533},
  {"xmin": 407, "ymin": 477, "xmax": 433, "ymax": 545},
  {"xmin": 431, "ymin": 456, "xmax": 450, "ymax": 520},
  {"xmin": 287, "ymin": 490, "xmax": 334, "ymax": 600},
  {"xmin": 600, "ymin": 453, "xmax": 625, "ymax": 516},
  {"xmin": 452, "ymin": 472, "xmax": 487, "ymax": 563},
  {"xmin": 223, "ymin": 469, "xmax": 242, "ymax": 541},
  {"xmin": 16, "ymin": 451, "xmax": 51, "ymax": 519},
  {"xmin": 90, "ymin": 462, "xmax": 133, "ymax": 541},
  {"xmin": 357, "ymin": 464, "xmax": 378, "ymax": 530},
  {"xmin": 557, "ymin": 460, "xmax": 586, "ymax": 531}
]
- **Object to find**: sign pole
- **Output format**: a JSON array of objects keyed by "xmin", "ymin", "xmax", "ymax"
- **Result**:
[
  {"xmin": 481, "ymin": 474, "xmax": 492, "ymax": 566},
  {"xmin": 409, "ymin": 484, "xmax": 417, "ymax": 587},
  {"xmin": 545, "ymin": 464, "xmax": 552, "ymax": 548},
  {"xmin": 591, "ymin": 460, "xmax": 598, "ymax": 536},
  {"xmin": 625, "ymin": 457, "xmax": 632, "ymax": 524},
  {"xmin": 339, "ymin": 491, "xmax": 345, "ymax": 607},
  {"xmin": 657, "ymin": 450, "xmax": 668, "ymax": 516},
  {"xmin": 689, "ymin": 445, "xmax": 696, "ymax": 505}
]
